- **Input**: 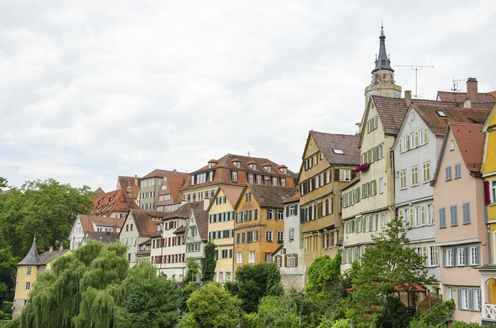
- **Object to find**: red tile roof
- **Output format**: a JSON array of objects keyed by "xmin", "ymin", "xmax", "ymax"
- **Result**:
[
  {"xmin": 413, "ymin": 105, "xmax": 490, "ymax": 136},
  {"xmin": 308, "ymin": 131, "xmax": 360, "ymax": 166},
  {"xmin": 91, "ymin": 189, "xmax": 139, "ymax": 216},
  {"xmin": 450, "ymin": 122, "xmax": 485, "ymax": 173},
  {"xmin": 437, "ymin": 91, "xmax": 496, "ymax": 104},
  {"xmin": 117, "ymin": 176, "xmax": 140, "ymax": 200},
  {"xmin": 78, "ymin": 215, "xmax": 124, "ymax": 233},
  {"xmin": 191, "ymin": 209, "xmax": 209, "ymax": 241},
  {"xmin": 128, "ymin": 209, "xmax": 161, "ymax": 236},
  {"xmin": 247, "ymin": 184, "xmax": 299, "ymax": 209},
  {"xmin": 163, "ymin": 201, "xmax": 204, "ymax": 220}
]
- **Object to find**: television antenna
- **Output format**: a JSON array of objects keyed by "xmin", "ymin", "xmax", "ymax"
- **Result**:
[
  {"xmin": 396, "ymin": 65, "xmax": 434, "ymax": 98},
  {"xmin": 451, "ymin": 78, "xmax": 464, "ymax": 92}
]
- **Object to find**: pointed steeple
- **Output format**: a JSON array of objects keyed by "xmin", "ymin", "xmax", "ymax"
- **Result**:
[
  {"xmin": 18, "ymin": 236, "xmax": 42, "ymax": 265},
  {"xmin": 372, "ymin": 25, "xmax": 393, "ymax": 73}
]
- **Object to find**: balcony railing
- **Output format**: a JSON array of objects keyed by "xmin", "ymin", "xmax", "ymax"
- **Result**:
[{"xmin": 483, "ymin": 304, "xmax": 496, "ymax": 321}]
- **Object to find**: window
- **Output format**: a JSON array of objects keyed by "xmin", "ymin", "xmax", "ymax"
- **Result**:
[
  {"xmin": 236, "ymin": 252, "xmax": 242, "ymax": 263},
  {"xmin": 412, "ymin": 166, "xmax": 419, "ymax": 186},
  {"xmin": 277, "ymin": 231, "xmax": 284, "ymax": 242},
  {"xmin": 427, "ymin": 204, "xmax": 434, "ymax": 225},
  {"xmin": 226, "ymin": 272, "xmax": 232, "ymax": 282},
  {"xmin": 457, "ymin": 247, "xmax": 466, "ymax": 266},
  {"xmin": 340, "ymin": 169, "xmax": 351, "ymax": 182},
  {"xmin": 439, "ymin": 208, "xmax": 446, "ymax": 228},
  {"xmin": 423, "ymin": 161, "xmax": 431, "ymax": 183},
  {"xmin": 450, "ymin": 205, "xmax": 458, "ymax": 226},
  {"xmin": 399, "ymin": 170, "xmax": 407, "ymax": 189},
  {"xmin": 248, "ymin": 251, "xmax": 255, "ymax": 264},
  {"xmin": 446, "ymin": 287, "xmax": 454, "ymax": 300},
  {"xmin": 289, "ymin": 228, "xmax": 295, "ymax": 242},
  {"xmin": 26, "ymin": 267, "xmax": 32, "ymax": 276},
  {"xmin": 367, "ymin": 116, "xmax": 378, "ymax": 133},
  {"xmin": 445, "ymin": 166, "xmax": 452, "ymax": 181},
  {"xmin": 248, "ymin": 174, "xmax": 253, "ymax": 184},
  {"xmin": 277, "ymin": 210, "xmax": 284, "ymax": 221},
  {"xmin": 266, "ymin": 231, "xmax": 273, "ymax": 242},
  {"xmin": 379, "ymin": 177, "xmax": 384, "ymax": 194},
  {"xmin": 462, "ymin": 202, "xmax": 471, "ymax": 224},
  {"xmin": 491, "ymin": 180, "xmax": 496, "ymax": 203},
  {"xmin": 266, "ymin": 209, "xmax": 273, "ymax": 220},
  {"xmin": 446, "ymin": 248, "xmax": 454, "ymax": 267},
  {"xmin": 469, "ymin": 246, "xmax": 480, "ymax": 265},
  {"xmin": 245, "ymin": 193, "xmax": 251, "ymax": 202},
  {"xmin": 429, "ymin": 246, "xmax": 439, "ymax": 266},
  {"xmin": 450, "ymin": 139, "xmax": 455, "ymax": 151},
  {"xmin": 454, "ymin": 163, "xmax": 462, "ymax": 179},
  {"xmin": 458, "ymin": 288, "xmax": 481, "ymax": 311},
  {"xmin": 231, "ymin": 171, "xmax": 238, "ymax": 182},
  {"xmin": 25, "ymin": 282, "xmax": 31, "ymax": 290}
]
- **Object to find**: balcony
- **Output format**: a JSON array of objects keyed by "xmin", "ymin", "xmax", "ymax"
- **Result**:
[{"xmin": 483, "ymin": 304, "xmax": 496, "ymax": 322}]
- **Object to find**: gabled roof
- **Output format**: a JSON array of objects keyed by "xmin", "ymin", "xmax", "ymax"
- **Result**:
[
  {"xmin": 308, "ymin": 130, "xmax": 360, "ymax": 165},
  {"xmin": 163, "ymin": 201, "xmax": 204, "ymax": 220},
  {"xmin": 39, "ymin": 248, "xmax": 70, "ymax": 266},
  {"xmin": 18, "ymin": 237, "xmax": 42, "ymax": 266},
  {"xmin": 128, "ymin": 209, "xmax": 161, "ymax": 236},
  {"xmin": 245, "ymin": 184, "xmax": 299, "ymax": 209},
  {"xmin": 116, "ymin": 176, "xmax": 140, "ymax": 200},
  {"xmin": 437, "ymin": 91, "xmax": 496, "ymax": 104},
  {"xmin": 78, "ymin": 215, "xmax": 124, "ymax": 234},
  {"xmin": 451, "ymin": 122, "xmax": 485, "ymax": 173},
  {"xmin": 206, "ymin": 186, "xmax": 243, "ymax": 212},
  {"xmin": 191, "ymin": 209, "xmax": 209, "ymax": 241},
  {"xmin": 370, "ymin": 96, "xmax": 409, "ymax": 136},
  {"xmin": 91, "ymin": 188, "xmax": 139, "ymax": 216},
  {"xmin": 413, "ymin": 104, "xmax": 490, "ymax": 136}
]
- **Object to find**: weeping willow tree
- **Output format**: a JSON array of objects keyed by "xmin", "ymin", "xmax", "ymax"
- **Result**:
[
  {"xmin": 21, "ymin": 241, "xmax": 184, "ymax": 328},
  {"xmin": 20, "ymin": 241, "xmax": 128, "ymax": 328}
]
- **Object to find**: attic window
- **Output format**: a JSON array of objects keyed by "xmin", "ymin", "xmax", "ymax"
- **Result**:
[
  {"xmin": 252, "ymin": 163, "xmax": 257, "ymax": 170},
  {"xmin": 436, "ymin": 110, "xmax": 447, "ymax": 117},
  {"xmin": 264, "ymin": 165, "xmax": 272, "ymax": 172},
  {"xmin": 232, "ymin": 161, "xmax": 241, "ymax": 168},
  {"xmin": 333, "ymin": 149, "xmax": 344, "ymax": 154}
]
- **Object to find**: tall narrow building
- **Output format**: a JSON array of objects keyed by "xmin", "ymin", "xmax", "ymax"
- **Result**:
[{"xmin": 364, "ymin": 25, "xmax": 402, "ymax": 107}]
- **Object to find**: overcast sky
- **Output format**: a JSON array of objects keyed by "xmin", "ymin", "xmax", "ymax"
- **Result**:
[{"xmin": 1, "ymin": 0, "xmax": 495, "ymax": 192}]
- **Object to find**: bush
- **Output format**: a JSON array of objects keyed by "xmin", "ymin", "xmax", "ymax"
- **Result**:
[{"xmin": 1, "ymin": 303, "xmax": 12, "ymax": 315}]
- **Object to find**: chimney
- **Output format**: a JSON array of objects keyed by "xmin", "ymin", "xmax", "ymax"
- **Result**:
[
  {"xmin": 404, "ymin": 90, "xmax": 412, "ymax": 107},
  {"xmin": 467, "ymin": 78, "xmax": 478, "ymax": 101},
  {"xmin": 134, "ymin": 175, "xmax": 138, "ymax": 186},
  {"xmin": 126, "ymin": 185, "xmax": 132, "ymax": 197}
]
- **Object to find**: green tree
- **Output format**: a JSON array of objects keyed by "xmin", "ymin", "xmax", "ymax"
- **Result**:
[
  {"xmin": 21, "ymin": 241, "xmax": 184, "ymax": 328},
  {"xmin": 184, "ymin": 258, "xmax": 200, "ymax": 283},
  {"xmin": 305, "ymin": 254, "xmax": 343, "ymax": 304},
  {"xmin": 257, "ymin": 290, "xmax": 319, "ymax": 328},
  {"xmin": 350, "ymin": 218, "xmax": 434, "ymax": 325},
  {"xmin": 0, "ymin": 177, "xmax": 8, "ymax": 191},
  {"xmin": 0, "ymin": 244, "xmax": 17, "ymax": 304},
  {"xmin": 0, "ymin": 179, "xmax": 94, "ymax": 259},
  {"xmin": 201, "ymin": 242, "xmax": 216, "ymax": 282},
  {"xmin": 116, "ymin": 263, "xmax": 183, "ymax": 328},
  {"xmin": 228, "ymin": 263, "xmax": 283, "ymax": 313},
  {"xmin": 179, "ymin": 283, "xmax": 241, "ymax": 328}
]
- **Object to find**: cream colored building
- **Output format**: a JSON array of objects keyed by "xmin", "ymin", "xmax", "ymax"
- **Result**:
[{"xmin": 207, "ymin": 186, "xmax": 242, "ymax": 283}]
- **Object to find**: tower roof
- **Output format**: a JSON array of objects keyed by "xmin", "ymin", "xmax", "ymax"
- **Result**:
[
  {"xmin": 372, "ymin": 25, "xmax": 393, "ymax": 73},
  {"xmin": 18, "ymin": 236, "xmax": 42, "ymax": 266}
]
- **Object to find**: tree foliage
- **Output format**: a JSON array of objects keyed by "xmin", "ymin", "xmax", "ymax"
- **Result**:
[
  {"xmin": 228, "ymin": 263, "xmax": 283, "ymax": 313},
  {"xmin": 200, "ymin": 242, "xmax": 216, "ymax": 282},
  {"xmin": 305, "ymin": 254, "xmax": 342, "ymax": 302},
  {"xmin": 180, "ymin": 283, "xmax": 241, "ymax": 328},
  {"xmin": 20, "ymin": 241, "xmax": 182, "ymax": 328},
  {"xmin": 184, "ymin": 258, "xmax": 201, "ymax": 284},
  {"xmin": 350, "ymin": 218, "xmax": 435, "ymax": 323},
  {"xmin": 0, "ymin": 179, "xmax": 94, "ymax": 259}
]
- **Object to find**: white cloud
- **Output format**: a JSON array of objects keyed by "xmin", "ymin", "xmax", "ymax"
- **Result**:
[{"xmin": 1, "ymin": 0, "xmax": 495, "ymax": 191}]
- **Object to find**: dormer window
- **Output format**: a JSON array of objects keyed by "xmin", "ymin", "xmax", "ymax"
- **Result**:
[
  {"xmin": 264, "ymin": 165, "xmax": 272, "ymax": 172},
  {"xmin": 333, "ymin": 149, "xmax": 344, "ymax": 154},
  {"xmin": 252, "ymin": 163, "xmax": 257, "ymax": 170},
  {"xmin": 232, "ymin": 160, "xmax": 241, "ymax": 168}
]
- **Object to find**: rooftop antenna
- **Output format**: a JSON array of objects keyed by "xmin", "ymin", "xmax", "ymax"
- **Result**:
[
  {"xmin": 451, "ymin": 78, "xmax": 464, "ymax": 92},
  {"xmin": 396, "ymin": 65, "xmax": 434, "ymax": 98}
]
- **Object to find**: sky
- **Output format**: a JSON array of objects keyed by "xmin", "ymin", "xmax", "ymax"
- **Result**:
[{"xmin": 1, "ymin": 0, "xmax": 495, "ymax": 192}]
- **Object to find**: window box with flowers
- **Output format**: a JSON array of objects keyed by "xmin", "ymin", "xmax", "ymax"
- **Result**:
[{"xmin": 355, "ymin": 163, "xmax": 370, "ymax": 173}]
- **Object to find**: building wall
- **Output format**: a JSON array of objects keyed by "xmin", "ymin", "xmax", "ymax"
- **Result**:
[
  {"xmin": 234, "ymin": 189, "xmax": 284, "ymax": 277},
  {"xmin": 119, "ymin": 214, "xmax": 141, "ymax": 267},
  {"xmin": 434, "ymin": 128, "xmax": 487, "ymax": 323},
  {"xmin": 152, "ymin": 218, "xmax": 187, "ymax": 280},
  {"xmin": 209, "ymin": 191, "xmax": 236, "ymax": 283}
]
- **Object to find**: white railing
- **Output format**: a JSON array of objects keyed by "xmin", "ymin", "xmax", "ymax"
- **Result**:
[{"xmin": 483, "ymin": 304, "xmax": 496, "ymax": 320}]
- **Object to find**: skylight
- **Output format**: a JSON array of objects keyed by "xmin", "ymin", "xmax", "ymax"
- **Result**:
[
  {"xmin": 436, "ymin": 110, "xmax": 447, "ymax": 117},
  {"xmin": 333, "ymin": 149, "xmax": 344, "ymax": 154}
]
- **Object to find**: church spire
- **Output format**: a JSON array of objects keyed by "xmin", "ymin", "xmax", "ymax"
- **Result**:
[
  {"xmin": 372, "ymin": 24, "xmax": 393, "ymax": 73},
  {"xmin": 18, "ymin": 235, "xmax": 42, "ymax": 265}
]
